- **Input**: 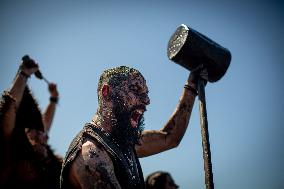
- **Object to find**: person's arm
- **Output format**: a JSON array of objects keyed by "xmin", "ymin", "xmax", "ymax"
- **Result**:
[
  {"xmin": 9, "ymin": 61, "xmax": 39, "ymax": 109},
  {"xmin": 2, "ymin": 58, "xmax": 39, "ymax": 138},
  {"xmin": 136, "ymin": 73, "xmax": 198, "ymax": 158},
  {"xmin": 42, "ymin": 83, "xmax": 59, "ymax": 133},
  {"xmin": 0, "ymin": 58, "xmax": 39, "ymax": 182},
  {"xmin": 68, "ymin": 139, "xmax": 122, "ymax": 189}
]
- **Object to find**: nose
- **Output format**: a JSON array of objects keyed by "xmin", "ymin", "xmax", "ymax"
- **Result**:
[{"xmin": 145, "ymin": 95, "xmax": 150, "ymax": 105}]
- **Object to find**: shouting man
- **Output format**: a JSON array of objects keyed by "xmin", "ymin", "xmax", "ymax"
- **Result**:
[{"xmin": 60, "ymin": 66, "xmax": 200, "ymax": 189}]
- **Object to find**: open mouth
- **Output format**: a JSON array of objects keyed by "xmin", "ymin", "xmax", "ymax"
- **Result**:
[{"xmin": 130, "ymin": 109, "xmax": 144, "ymax": 128}]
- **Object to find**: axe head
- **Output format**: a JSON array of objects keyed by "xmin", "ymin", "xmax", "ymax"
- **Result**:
[{"xmin": 167, "ymin": 24, "xmax": 231, "ymax": 82}]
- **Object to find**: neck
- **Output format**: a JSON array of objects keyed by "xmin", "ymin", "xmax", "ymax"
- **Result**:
[{"xmin": 91, "ymin": 111, "xmax": 113, "ymax": 133}]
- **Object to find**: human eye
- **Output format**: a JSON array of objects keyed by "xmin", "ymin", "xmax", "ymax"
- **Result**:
[{"xmin": 129, "ymin": 85, "xmax": 139, "ymax": 93}]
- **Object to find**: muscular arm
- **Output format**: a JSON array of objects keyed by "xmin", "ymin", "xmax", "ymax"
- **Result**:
[
  {"xmin": 136, "ymin": 78, "xmax": 197, "ymax": 158},
  {"xmin": 69, "ymin": 139, "xmax": 121, "ymax": 189}
]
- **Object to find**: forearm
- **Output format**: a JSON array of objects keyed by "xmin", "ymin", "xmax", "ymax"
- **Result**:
[
  {"xmin": 43, "ymin": 83, "xmax": 59, "ymax": 132},
  {"xmin": 9, "ymin": 72, "xmax": 29, "ymax": 108},
  {"xmin": 161, "ymin": 83, "xmax": 197, "ymax": 148},
  {"xmin": 43, "ymin": 102, "xmax": 56, "ymax": 132},
  {"xmin": 136, "ymin": 81, "xmax": 197, "ymax": 157}
]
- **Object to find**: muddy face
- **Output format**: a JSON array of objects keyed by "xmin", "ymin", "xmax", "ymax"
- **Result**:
[{"xmin": 110, "ymin": 72, "xmax": 150, "ymax": 145}]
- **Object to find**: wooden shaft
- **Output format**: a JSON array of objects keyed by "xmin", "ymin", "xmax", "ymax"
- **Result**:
[{"xmin": 198, "ymin": 79, "xmax": 214, "ymax": 189}]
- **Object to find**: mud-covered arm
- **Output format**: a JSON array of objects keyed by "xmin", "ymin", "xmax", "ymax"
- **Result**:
[
  {"xmin": 136, "ymin": 75, "xmax": 197, "ymax": 158},
  {"xmin": 68, "ymin": 139, "xmax": 121, "ymax": 189}
]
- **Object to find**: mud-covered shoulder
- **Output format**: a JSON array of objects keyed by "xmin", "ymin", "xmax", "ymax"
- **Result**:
[{"xmin": 72, "ymin": 139, "xmax": 121, "ymax": 189}]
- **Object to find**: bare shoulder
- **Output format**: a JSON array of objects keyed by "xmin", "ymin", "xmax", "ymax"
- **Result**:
[{"xmin": 69, "ymin": 139, "xmax": 121, "ymax": 189}]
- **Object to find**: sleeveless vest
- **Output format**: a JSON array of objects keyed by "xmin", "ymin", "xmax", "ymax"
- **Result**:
[{"xmin": 60, "ymin": 123, "xmax": 145, "ymax": 189}]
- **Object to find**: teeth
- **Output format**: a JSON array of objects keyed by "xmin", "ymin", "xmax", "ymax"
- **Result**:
[
  {"xmin": 131, "ymin": 109, "xmax": 143, "ymax": 127},
  {"xmin": 136, "ymin": 109, "xmax": 143, "ymax": 114}
]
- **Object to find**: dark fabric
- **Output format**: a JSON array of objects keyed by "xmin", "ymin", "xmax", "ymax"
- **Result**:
[{"xmin": 60, "ymin": 123, "xmax": 145, "ymax": 189}]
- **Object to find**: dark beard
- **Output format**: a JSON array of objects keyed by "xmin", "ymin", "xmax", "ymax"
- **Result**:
[{"xmin": 110, "ymin": 96, "xmax": 145, "ymax": 147}]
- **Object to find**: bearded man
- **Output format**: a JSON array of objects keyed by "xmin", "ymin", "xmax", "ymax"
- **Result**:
[{"xmin": 60, "ymin": 66, "xmax": 200, "ymax": 189}]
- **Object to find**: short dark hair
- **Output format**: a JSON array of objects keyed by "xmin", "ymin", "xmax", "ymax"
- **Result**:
[
  {"xmin": 145, "ymin": 171, "xmax": 171, "ymax": 189},
  {"xmin": 97, "ymin": 66, "xmax": 142, "ymax": 102}
]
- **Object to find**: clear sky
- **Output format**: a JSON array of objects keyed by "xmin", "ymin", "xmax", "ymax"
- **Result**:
[{"xmin": 1, "ymin": 0, "xmax": 283, "ymax": 188}]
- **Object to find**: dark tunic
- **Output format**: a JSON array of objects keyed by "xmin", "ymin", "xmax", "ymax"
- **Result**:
[{"xmin": 60, "ymin": 123, "xmax": 145, "ymax": 189}]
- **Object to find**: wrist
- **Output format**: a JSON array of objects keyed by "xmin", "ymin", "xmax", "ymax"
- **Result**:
[
  {"xmin": 49, "ymin": 96, "xmax": 59, "ymax": 104},
  {"xmin": 184, "ymin": 84, "xmax": 198, "ymax": 96},
  {"xmin": 19, "ymin": 70, "xmax": 30, "ymax": 79}
]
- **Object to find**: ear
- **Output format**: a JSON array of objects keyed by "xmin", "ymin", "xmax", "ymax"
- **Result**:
[{"xmin": 102, "ymin": 84, "xmax": 111, "ymax": 98}]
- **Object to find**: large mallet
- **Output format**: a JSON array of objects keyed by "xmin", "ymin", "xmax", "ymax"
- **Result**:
[{"xmin": 167, "ymin": 24, "xmax": 231, "ymax": 189}]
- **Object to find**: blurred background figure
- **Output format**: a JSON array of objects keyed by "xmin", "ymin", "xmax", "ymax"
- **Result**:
[
  {"xmin": 0, "ymin": 56, "xmax": 62, "ymax": 189},
  {"xmin": 145, "ymin": 171, "xmax": 179, "ymax": 189}
]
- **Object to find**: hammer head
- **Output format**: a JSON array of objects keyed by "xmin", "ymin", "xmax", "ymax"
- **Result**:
[{"xmin": 167, "ymin": 24, "xmax": 231, "ymax": 82}]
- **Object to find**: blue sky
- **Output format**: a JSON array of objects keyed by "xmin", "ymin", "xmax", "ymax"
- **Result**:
[{"xmin": 1, "ymin": 1, "xmax": 283, "ymax": 188}]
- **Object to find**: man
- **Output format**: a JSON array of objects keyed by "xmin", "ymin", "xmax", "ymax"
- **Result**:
[
  {"xmin": 145, "ymin": 171, "xmax": 179, "ymax": 189},
  {"xmin": 60, "ymin": 66, "xmax": 200, "ymax": 189},
  {"xmin": 0, "ymin": 56, "xmax": 62, "ymax": 189}
]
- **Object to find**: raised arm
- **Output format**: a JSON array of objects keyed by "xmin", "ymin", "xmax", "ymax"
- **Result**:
[
  {"xmin": 136, "ymin": 73, "xmax": 198, "ymax": 157},
  {"xmin": 0, "ymin": 57, "xmax": 39, "ymax": 182},
  {"xmin": 2, "ymin": 58, "xmax": 39, "ymax": 138},
  {"xmin": 9, "ymin": 59, "xmax": 39, "ymax": 109},
  {"xmin": 42, "ymin": 83, "xmax": 59, "ymax": 133},
  {"xmin": 68, "ymin": 139, "xmax": 122, "ymax": 189}
]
